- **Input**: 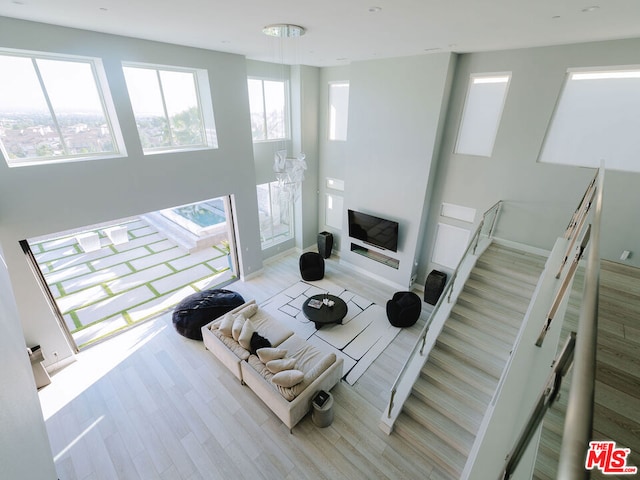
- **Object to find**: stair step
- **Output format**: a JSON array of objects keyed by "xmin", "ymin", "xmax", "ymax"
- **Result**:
[
  {"xmin": 428, "ymin": 346, "xmax": 499, "ymax": 398},
  {"xmin": 403, "ymin": 394, "xmax": 475, "ymax": 455},
  {"xmin": 443, "ymin": 316, "xmax": 513, "ymax": 354},
  {"xmin": 449, "ymin": 305, "xmax": 520, "ymax": 344},
  {"xmin": 475, "ymin": 256, "xmax": 544, "ymax": 286},
  {"xmin": 454, "ymin": 293, "xmax": 524, "ymax": 329},
  {"xmin": 464, "ymin": 278, "xmax": 532, "ymax": 314},
  {"xmin": 394, "ymin": 414, "xmax": 466, "ymax": 479},
  {"xmin": 411, "ymin": 376, "xmax": 484, "ymax": 435},
  {"xmin": 436, "ymin": 330, "xmax": 509, "ymax": 379},
  {"xmin": 470, "ymin": 266, "xmax": 539, "ymax": 295},
  {"xmin": 483, "ymin": 243, "xmax": 547, "ymax": 269},
  {"xmin": 420, "ymin": 362, "xmax": 491, "ymax": 414}
]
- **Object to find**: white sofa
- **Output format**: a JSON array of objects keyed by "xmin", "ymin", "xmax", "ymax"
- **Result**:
[{"xmin": 201, "ymin": 300, "xmax": 343, "ymax": 431}]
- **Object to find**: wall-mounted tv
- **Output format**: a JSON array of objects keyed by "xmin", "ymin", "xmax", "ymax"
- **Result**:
[{"xmin": 348, "ymin": 209, "xmax": 399, "ymax": 252}]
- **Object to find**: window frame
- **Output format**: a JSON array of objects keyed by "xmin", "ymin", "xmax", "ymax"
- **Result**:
[
  {"xmin": 328, "ymin": 80, "xmax": 350, "ymax": 141},
  {"xmin": 0, "ymin": 48, "xmax": 126, "ymax": 167},
  {"xmin": 538, "ymin": 65, "xmax": 640, "ymax": 172},
  {"xmin": 122, "ymin": 62, "xmax": 218, "ymax": 155},
  {"xmin": 257, "ymin": 181, "xmax": 294, "ymax": 249},
  {"xmin": 454, "ymin": 72, "xmax": 512, "ymax": 157},
  {"xmin": 247, "ymin": 77, "xmax": 290, "ymax": 143}
]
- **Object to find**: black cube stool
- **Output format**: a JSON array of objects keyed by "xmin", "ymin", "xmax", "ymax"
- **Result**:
[
  {"xmin": 299, "ymin": 252, "xmax": 325, "ymax": 281},
  {"xmin": 386, "ymin": 291, "xmax": 421, "ymax": 328},
  {"xmin": 172, "ymin": 288, "xmax": 245, "ymax": 340}
]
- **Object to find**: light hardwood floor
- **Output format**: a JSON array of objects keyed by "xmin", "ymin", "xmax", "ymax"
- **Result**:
[{"xmin": 39, "ymin": 251, "xmax": 447, "ymax": 480}]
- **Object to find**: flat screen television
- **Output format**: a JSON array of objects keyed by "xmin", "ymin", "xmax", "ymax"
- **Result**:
[{"xmin": 348, "ymin": 209, "xmax": 399, "ymax": 252}]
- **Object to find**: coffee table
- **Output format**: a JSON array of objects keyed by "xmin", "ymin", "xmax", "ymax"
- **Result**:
[{"xmin": 302, "ymin": 294, "xmax": 348, "ymax": 329}]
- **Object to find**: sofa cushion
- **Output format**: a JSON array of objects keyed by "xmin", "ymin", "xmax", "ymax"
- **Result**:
[
  {"xmin": 238, "ymin": 320, "xmax": 255, "ymax": 350},
  {"xmin": 231, "ymin": 314, "xmax": 246, "ymax": 341},
  {"xmin": 266, "ymin": 358, "xmax": 296, "ymax": 373},
  {"xmin": 211, "ymin": 328, "xmax": 250, "ymax": 360},
  {"xmin": 247, "ymin": 334, "xmax": 337, "ymax": 401},
  {"xmin": 271, "ymin": 370, "xmax": 304, "ymax": 388},
  {"xmin": 278, "ymin": 335, "xmax": 330, "ymax": 373},
  {"xmin": 257, "ymin": 347, "xmax": 287, "ymax": 363},
  {"xmin": 249, "ymin": 310, "xmax": 294, "ymax": 346},
  {"xmin": 218, "ymin": 312, "xmax": 235, "ymax": 337}
]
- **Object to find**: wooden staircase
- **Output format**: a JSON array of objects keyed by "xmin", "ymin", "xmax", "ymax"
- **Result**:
[
  {"xmin": 533, "ymin": 260, "xmax": 640, "ymax": 479},
  {"xmin": 394, "ymin": 243, "xmax": 547, "ymax": 479}
]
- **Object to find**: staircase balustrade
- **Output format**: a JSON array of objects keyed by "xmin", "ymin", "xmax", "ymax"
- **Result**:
[
  {"xmin": 381, "ymin": 165, "xmax": 604, "ymax": 480},
  {"xmin": 384, "ymin": 200, "xmax": 502, "ymax": 423}
]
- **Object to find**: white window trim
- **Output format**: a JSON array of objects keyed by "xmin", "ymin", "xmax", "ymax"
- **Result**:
[
  {"xmin": 328, "ymin": 80, "xmax": 349, "ymax": 142},
  {"xmin": 247, "ymin": 76, "xmax": 291, "ymax": 143},
  {"xmin": 454, "ymin": 72, "xmax": 511, "ymax": 158},
  {"xmin": 0, "ymin": 48, "xmax": 126, "ymax": 167},
  {"xmin": 122, "ymin": 62, "xmax": 218, "ymax": 154},
  {"xmin": 538, "ymin": 64, "xmax": 640, "ymax": 172}
]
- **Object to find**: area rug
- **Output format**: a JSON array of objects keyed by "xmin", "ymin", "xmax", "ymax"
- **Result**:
[{"xmin": 260, "ymin": 279, "xmax": 400, "ymax": 385}]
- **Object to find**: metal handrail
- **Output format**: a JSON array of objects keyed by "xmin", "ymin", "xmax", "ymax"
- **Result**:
[
  {"xmin": 536, "ymin": 225, "xmax": 590, "ymax": 347},
  {"xmin": 563, "ymin": 170, "xmax": 598, "ymax": 239},
  {"xmin": 501, "ymin": 332, "xmax": 577, "ymax": 479},
  {"xmin": 556, "ymin": 170, "xmax": 598, "ymax": 278},
  {"xmin": 557, "ymin": 165, "xmax": 603, "ymax": 479},
  {"xmin": 387, "ymin": 200, "xmax": 502, "ymax": 418}
]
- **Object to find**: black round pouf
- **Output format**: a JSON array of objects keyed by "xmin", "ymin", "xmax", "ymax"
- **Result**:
[
  {"xmin": 386, "ymin": 291, "xmax": 421, "ymax": 328},
  {"xmin": 172, "ymin": 289, "xmax": 245, "ymax": 340}
]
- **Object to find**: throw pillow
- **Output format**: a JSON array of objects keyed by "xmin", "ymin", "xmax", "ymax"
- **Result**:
[
  {"xmin": 237, "ymin": 303, "xmax": 258, "ymax": 318},
  {"xmin": 249, "ymin": 332, "xmax": 271, "ymax": 354},
  {"xmin": 266, "ymin": 358, "xmax": 296, "ymax": 374},
  {"xmin": 271, "ymin": 369, "xmax": 304, "ymax": 388},
  {"xmin": 218, "ymin": 312, "xmax": 235, "ymax": 337},
  {"xmin": 256, "ymin": 347, "xmax": 287, "ymax": 363},
  {"xmin": 231, "ymin": 314, "xmax": 246, "ymax": 341},
  {"xmin": 238, "ymin": 319, "xmax": 255, "ymax": 350}
]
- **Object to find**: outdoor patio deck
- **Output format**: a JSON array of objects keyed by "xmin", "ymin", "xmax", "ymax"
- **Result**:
[{"xmin": 30, "ymin": 217, "xmax": 235, "ymax": 349}]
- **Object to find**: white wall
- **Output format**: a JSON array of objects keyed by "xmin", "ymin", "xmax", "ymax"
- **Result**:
[
  {"xmin": 419, "ymin": 38, "xmax": 640, "ymax": 283},
  {"xmin": 0, "ymin": 16, "xmax": 263, "ymax": 365},
  {"xmin": 317, "ymin": 66, "xmax": 351, "ymax": 253},
  {"xmin": 0, "ymin": 243, "xmax": 58, "ymax": 479},
  {"xmin": 342, "ymin": 53, "xmax": 454, "ymax": 288}
]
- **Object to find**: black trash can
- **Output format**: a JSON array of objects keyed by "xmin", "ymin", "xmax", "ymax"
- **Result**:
[
  {"xmin": 317, "ymin": 231, "xmax": 334, "ymax": 259},
  {"xmin": 424, "ymin": 270, "xmax": 447, "ymax": 305}
]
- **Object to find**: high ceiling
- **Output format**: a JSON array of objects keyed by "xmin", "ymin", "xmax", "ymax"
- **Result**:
[{"xmin": 2, "ymin": 0, "xmax": 640, "ymax": 66}]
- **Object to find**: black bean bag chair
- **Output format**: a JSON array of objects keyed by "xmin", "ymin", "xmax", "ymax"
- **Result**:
[
  {"xmin": 172, "ymin": 288, "xmax": 245, "ymax": 340},
  {"xmin": 386, "ymin": 291, "xmax": 421, "ymax": 328},
  {"xmin": 299, "ymin": 252, "xmax": 325, "ymax": 281}
]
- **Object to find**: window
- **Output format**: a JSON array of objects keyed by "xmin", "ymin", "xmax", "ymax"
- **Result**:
[
  {"xmin": 122, "ymin": 64, "xmax": 217, "ymax": 153},
  {"xmin": 247, "ymin": 78, "xmax": 288, "ymax": 141},
  {"xmin": 539, "ymin": 67, "xmax": 640, "ymax": 172},
  {"xmin": 455, "ymin": 73, "xmax": 511, "ymax": 157},
  {"xmin": 328, "ymin": 81, "xmax": 349, "ymax": 141},
  {"xmin": 0, "ymin": 50, "xmax": 124, "ymax": 167},
  {"xmin": 257, "ymin": 182, "xmax": 293, "ymax": 248}
]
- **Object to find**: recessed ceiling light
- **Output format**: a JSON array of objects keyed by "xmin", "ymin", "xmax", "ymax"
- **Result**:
[
  {"xmin": 262, "ymin": 24, "xmax": 306, "ymax": 38},
  {"xmin": 552, "ymin": 15, "xmax": 561, "ymax": 19},
  {"xmin": 368, "ymin": 6, "xmax": 382, "ymax": 13},
  {"xmin": 581, "ymin": 5, "xmax": 600, "ymax": 12}
]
